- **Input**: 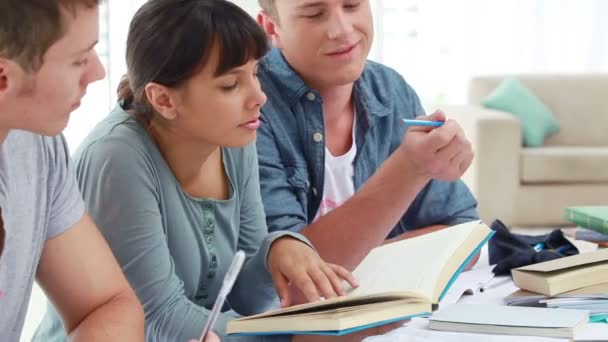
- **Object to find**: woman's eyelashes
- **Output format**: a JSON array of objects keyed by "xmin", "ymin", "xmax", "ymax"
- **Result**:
[{"xmin": 219, "ymin": 68, "xmax": 259, "ymax": 92}]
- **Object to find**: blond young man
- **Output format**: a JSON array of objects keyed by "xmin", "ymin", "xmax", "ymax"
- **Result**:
[{"xmin": 255, "ymin": 0, "xmax": 479, "ymax": 271}]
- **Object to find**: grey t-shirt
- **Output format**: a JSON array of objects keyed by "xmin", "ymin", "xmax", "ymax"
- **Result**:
[
  {"xmin": 0, "ymin": 130, "xmax": 84, "ymax": 341},
  {"xmin": 35, "ymin": 106, "xmax": 305, "ymax": 342}
]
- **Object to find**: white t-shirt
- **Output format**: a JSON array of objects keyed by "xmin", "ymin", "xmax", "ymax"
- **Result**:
[{"xmin": 314, "ymin": 116, "xmax": 357, "ymax": 220}]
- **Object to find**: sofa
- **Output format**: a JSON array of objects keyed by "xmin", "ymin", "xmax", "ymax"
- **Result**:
[{"xmin": 445, "ymin": 74, "xmax": 608, "ymax": 227}]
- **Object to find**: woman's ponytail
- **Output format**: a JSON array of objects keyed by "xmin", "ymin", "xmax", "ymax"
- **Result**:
[{"xmin": 117, "ymin": 74, "xmax": 134, "ymax": 104}]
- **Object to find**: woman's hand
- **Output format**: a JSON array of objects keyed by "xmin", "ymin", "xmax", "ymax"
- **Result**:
[{"xmin": 267, "ymin": 237, "xmax": 359, "ymax": 307}]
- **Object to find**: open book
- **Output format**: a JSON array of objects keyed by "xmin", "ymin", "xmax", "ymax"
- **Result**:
[
  {"xmin": 227, "ymin": 220, "xmax": 494, "ymax": 336},
  {"xmin": 512, "ymin": 248, "xmax": 608, "ymax": 296}
]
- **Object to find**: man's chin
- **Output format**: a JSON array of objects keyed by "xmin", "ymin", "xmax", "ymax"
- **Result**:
[
  {"xmin": 34, "ymin": 117, "xmax": 70, "ymax": 137},
  {"xmin": 38, "ymin": 127, "xmax": 67, "ymax": 137},
  {"xmin": 327, "ymin": 67, "xmax": 365, "ymax": 86}
]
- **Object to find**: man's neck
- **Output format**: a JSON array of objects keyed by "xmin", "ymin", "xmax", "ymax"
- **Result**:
[
  {"xmin": 318, "ymin": 83, "xmax": 355, "ymax": 123},
  {"xmin": 316, "ymin": 83, "xmax": 357, "ymax": 156}
]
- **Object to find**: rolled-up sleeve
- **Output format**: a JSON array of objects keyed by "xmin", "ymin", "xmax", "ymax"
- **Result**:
[
  {"xmin": 388, "ymin": 72, "xmax": 479, "ymax": 236},
  {"xmin": 391, "ymin": 180, "xmax": 479, "ymax": 238}
]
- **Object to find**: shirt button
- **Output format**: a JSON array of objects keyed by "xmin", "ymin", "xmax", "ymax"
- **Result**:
[
  {"xmin": 206, "ymin": 218, "xmax": 214, "ymax": 227},
  {"xmin": 312, "ymin": 187, "xmax": 318, "ymax": 196},
  {"xmin": 313, "ymin": 132, "xmax": 323, "ymax": 143},
  {"xmin": 206, "ymin": 236, "xmax": 213, "ymax": 244},
  {"xmin": 306, "ymin": 92, "xmax": 316, "ymax": 101}
]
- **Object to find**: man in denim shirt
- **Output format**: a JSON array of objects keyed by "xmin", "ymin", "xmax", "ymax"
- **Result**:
[{"xmin": 255, "ymin": 0, "xmax": 479, "ymax": 272}]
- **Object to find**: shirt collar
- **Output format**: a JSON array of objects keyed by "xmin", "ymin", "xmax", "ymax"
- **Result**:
[
  {"xmin": 353, "ymin": 76, "xmax": 392, "ymax": 118},
  {"xmin": 260, "ymin": 48, "xmax": 311, "ymax": 106}
]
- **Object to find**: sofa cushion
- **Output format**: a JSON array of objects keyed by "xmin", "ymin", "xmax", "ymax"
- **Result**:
[
  {"xmin": 481, "ymin": 77, "xmax": 560, "ymax": 147},
  {"xmin": 520, "ymin": 147, "xmax": 608, "ymax": 183},
  {"xmin": 469, "ymin": 75, "xmax": 608, "ymax": 147}
]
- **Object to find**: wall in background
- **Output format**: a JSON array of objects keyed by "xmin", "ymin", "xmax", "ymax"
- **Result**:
[
  {"xmin": 63, "ymin": 0, "xmax": 608, "ymax": 153},
  {"xmin": 376, "ymin": 0, "xmax": 608, "ymax": 108}
]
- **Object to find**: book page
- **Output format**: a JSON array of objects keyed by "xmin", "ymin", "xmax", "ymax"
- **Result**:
[
  {"xmin": 348, "ymin": 221, "xmax": 482, "ymax": 301},
  {"xmin": 439, "ymin": 265, "xmax": 495, "ymax": 305}
]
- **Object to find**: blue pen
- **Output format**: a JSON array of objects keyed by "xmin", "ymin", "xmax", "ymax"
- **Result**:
[{"xmin": 401, "ymin": 119, "xmax": 444, "ymax": 127}]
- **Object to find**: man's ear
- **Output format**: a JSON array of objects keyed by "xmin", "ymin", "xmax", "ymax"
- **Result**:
[
  {"xmin": 0, "ymin": 61, "xmax": 8, "ymax": 93},
  {"xmin": 257, "ymin": 11, "xmax": 282, "ymax": 48},
  {"xmin": 0, "ymin": 58, "xmax": 26, "ymax": 103},
  {"xmin": 144, "ymin": 82, "xmax": 178, "ymax": 121}
]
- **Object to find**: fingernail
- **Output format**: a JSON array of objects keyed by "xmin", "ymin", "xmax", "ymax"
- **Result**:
[{"xmin": 280, "ymin": 297, "xmax": 286, "ymax": 307}]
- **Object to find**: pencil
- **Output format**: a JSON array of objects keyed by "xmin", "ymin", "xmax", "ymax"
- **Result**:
[{"xmin": 401, "ymin": 119, "xmax": 444, "ymax": 127}]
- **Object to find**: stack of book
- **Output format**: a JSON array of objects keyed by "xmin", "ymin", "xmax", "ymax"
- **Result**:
[
  {"xmin": 565, "ymin": 206, "xmax": 608, "ymax": 246},
  {"xmin": 506, "ymin": 249, "xmax": 608, "ymax": 323},
  {"xmin": 506, "ymin": 283, "xmax": 608, "ymax": 323}
]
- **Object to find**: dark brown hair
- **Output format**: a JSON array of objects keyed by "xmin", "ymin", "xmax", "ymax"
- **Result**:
[
  {"xmin": 0, "ymin": 0, "xmax": 101, "ymax": 71},
  {"xmin": 117, "ymin": 0, "xmax": 269, "ymax": 125}
]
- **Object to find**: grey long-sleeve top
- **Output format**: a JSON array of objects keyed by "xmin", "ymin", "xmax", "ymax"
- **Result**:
[{"xmin": 33, "ymin": 105, "xmax": 304, "ymax": 342}]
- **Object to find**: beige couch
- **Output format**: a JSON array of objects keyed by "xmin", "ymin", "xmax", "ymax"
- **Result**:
[{"xmin": 445, "ymin": 74, "xmax": 608, "ymax": 227}]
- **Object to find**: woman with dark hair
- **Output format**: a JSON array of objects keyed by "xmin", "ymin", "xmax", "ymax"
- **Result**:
[{"xmin": 34, "ymin": 0, "xmax": 356, "ymax": 341}]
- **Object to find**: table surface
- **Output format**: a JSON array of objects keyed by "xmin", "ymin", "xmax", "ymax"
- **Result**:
[{"xmin": 363, "ymin": 241, "xmax": 608, "ymax": 342}]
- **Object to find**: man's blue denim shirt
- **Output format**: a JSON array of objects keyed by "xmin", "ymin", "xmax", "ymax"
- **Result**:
[{"xmin": 256, "ymin": 48, "xmax": 479, "ymax": 238}]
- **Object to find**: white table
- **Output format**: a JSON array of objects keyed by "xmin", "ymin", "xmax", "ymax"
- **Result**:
[{"xmin": 364, "ymin": 245, "xmax": 608, "ymax": 342}]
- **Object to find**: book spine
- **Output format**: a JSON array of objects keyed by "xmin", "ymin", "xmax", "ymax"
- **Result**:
[{"xmin": 565, "ymin": 209, "xmax": 608, "ymax": 235}]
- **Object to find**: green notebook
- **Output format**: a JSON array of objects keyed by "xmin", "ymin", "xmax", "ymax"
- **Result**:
[{"xmin": 565, "ymin": 206, "xmax": 608, "ymax": 235}]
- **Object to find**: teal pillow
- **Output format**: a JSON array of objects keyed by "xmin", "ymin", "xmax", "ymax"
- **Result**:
[{"xmin": 481, "ymin": 77, "xmax": 560, "ymax": 147}]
